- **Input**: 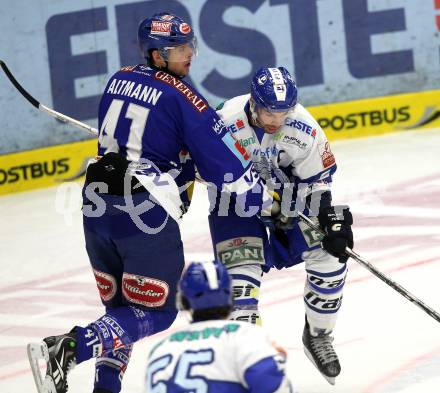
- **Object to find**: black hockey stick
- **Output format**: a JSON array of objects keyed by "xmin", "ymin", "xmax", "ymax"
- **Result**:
[
  {"xmin": 0, "ymin": 60, "xmax": 98, "ymax": 136},
  {"xmin": 297, "ymin": 211, "xmax": 440, "ymax": 323}
]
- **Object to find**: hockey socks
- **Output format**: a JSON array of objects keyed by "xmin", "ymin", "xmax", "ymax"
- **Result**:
[
  {"xmin": 93, "ymin": 344, "xmax": 133, "ymax": 393},
  {"xmin": 75, "ymin": 306, "xmax": 177, "ymax": 363},
  {"xmin": 228, "ymin": 265, "xmax": 262, "ymax": 325}
]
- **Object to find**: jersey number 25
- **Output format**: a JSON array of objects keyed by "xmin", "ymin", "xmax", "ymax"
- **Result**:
[{"xmin": 146, "ymin": 349, "xmax": 214, "ymax": 392}]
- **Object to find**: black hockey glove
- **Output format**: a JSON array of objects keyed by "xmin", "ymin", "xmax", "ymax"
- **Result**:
[{"xmin": 318, "ymin": 205, "xmax": 353, "ymax": 263}]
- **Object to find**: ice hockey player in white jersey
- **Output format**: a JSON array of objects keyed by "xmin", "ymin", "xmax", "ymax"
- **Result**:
[
  {"xmin": 145, "ymin": 260, "xmax": 293, "ymax": 392},
  {"xmin": 209, "ymin": 67, "xmax": 354, "ymax": 385}
]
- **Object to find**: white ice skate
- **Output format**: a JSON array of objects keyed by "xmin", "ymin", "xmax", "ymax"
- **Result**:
[
  {"xmin": 27, "ymin": 332, "xmax": 77, "ymax": 393},
  {"xmin": 27, "ymin": 342, "xmax": 56, "ymax": 393}
]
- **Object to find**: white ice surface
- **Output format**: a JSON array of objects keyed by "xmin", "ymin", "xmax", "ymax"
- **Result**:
[{"xmin": 1, "ymin": 128, "xmax": 440, "ymax": 393}]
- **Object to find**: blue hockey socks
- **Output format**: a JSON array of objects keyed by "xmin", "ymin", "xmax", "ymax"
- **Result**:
[{"xmin": 74, "ymin": 305, "xmax": 177, "ymax": 364}]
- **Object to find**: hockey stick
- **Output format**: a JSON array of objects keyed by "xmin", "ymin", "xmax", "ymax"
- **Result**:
[
  {"xmin": 0, "ymin": 60, "xmax": 98, "ymax": 136},
  {"xmin": 297, "ymin": 211, "xmax": 440, "ymax": 323}
]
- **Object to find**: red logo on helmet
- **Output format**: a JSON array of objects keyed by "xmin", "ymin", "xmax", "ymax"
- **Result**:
[
  {"xmin": 151, "ymin": 21, "xmax": 172, "ymax": 36},
  {"xmin": 179, "ymin": 23, "xmax": 191, "ymax": 34},
  {"xmin": 93, "ymin": 269, "xmax": 117, "ymax": 302},
  {"xmin": 122, "ymin": 273, "xmax": 169, "ymax": 307}
]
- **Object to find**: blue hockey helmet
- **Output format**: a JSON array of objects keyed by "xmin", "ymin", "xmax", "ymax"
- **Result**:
[
  {"xmin": 178, "ymin": 260, "xmax": 232, "ymax": 312},
  {"xmin": 251, "ymin": 67, "xmax": 298, "ymax": 112},
  {"xmin": 138, "ymin": 12, "xmax": 197, "ymax": 60}
]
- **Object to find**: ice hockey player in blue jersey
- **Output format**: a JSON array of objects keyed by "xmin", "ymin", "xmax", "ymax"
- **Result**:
[
  {"xmin": 209, "ymin": 67, "xmax": 354, "ymax": 385},
  {"xmin": 145, "ymin": 260, "xmax": 293, "ymax": 393},
  {"xmin": 27, "ymin": 13, "xmax": 269, "ymax": 393}
]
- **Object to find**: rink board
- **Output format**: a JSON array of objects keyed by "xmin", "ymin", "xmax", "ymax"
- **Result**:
[
  {"xmin": 1, "ymin": 88, "xmax": 439, "ymax": 195},
  {"xmin": 0, "ymin": 139, "xmax": 96, "ymax": 195},
  {"xmin": 309, "ymin": 88, "xmax": 440, "ymax": 140}
]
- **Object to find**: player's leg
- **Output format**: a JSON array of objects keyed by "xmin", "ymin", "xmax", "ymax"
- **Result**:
[
  {"xmin": 93, "ymin": 344, "xmax": 132, "ymax": 393},
  {"xmin": 286, "ymin": 218, "xmax": 346, "ymax": 385},
  {"xmin": 28, "ymin": 193, "xmax": 182, "ymax": 393},
  {"xmin": 36, "ymin": 304, "xmax": 177, "ymax": 393},
  {"xmin": 208, "ymin": 212, "xmax": 267, "ymax": 325},
  {"xmin": 302, "ymin": 248, "xmax": 346, "ymax": 383},
  {"xmin": 84, "ymin": 196, "xmax": 184, "ymax": 393},
  {"xmin": 81, "ymin": 198, "xmax": 139, "ymax": 393}
]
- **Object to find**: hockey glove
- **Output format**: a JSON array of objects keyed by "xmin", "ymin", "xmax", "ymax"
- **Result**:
[{"xmin": 318, "ymin": 205, "xmax": 353, "ymax": 263}]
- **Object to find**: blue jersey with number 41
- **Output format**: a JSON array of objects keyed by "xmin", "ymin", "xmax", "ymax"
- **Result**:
[{"xmin": 97, "ymin": 64, "xmax": 252, "ymax": 191}]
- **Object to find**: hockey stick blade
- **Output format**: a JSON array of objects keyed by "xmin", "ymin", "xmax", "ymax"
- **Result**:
[
  {"xmin": 0, "ymin": 59, "xmax": 98, "ymax": 136},
  {"xmin": 297, "ymin": 211, "xmax": 440, "ymax": 324},
  {"xmin": 0, "ymin": 60, "xmax": 39, "ymax": 108}
]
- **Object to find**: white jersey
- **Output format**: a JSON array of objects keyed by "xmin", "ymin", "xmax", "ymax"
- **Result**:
[
  {"xmin": 217, "ymin": 94, "xmax": 336, "ymax": 200},
  {"xmin": 145, "ymin": 319, "xmax": 292, "ymax": 392}
]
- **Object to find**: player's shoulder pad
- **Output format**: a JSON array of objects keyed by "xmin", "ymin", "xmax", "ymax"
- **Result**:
[
  {"xmin": 217, "ymin": 94, "xmax": 249, "ymax": 120},
  {"xmin": 109, "ymin": 64, "xmax": 155, "ymax": 84},
  {"xmin": 119, "ymin": 64, "xmax": 138, "ymax": 72},
  {"xmin": 115, "ymin": 64, "xmax": 154, "ymax": 77},
  {"xmin": 283, "ymin": 103, "xmax": 323, "ymax": 140},
  {"xmin": 153, "ymin": 70, "xmax": 209, "ymax": 113}
]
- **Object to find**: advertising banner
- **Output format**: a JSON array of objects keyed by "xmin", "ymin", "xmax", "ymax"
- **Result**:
[
  {"xmin": 2, "ymin": 87, "xmax": 439, "ymax": 195},
  {"xmin": 1, "ymin": 0, "xmax": 439, "ymax": 154}
]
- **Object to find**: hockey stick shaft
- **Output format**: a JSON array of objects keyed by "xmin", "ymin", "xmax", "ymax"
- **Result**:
[
  {"xmin": 0, "ymin": 60, "xmax": 98, "ymax": 136},
  {"xmin": 297, "ymin": 211, "xmax": 440, "ymax": 323}
]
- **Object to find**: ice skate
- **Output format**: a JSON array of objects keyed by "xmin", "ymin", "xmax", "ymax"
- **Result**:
[
  {"xmin": 27, "ymin": 331, "xmax": 77, "ymax": 393},
  {"xmin": 302, "ymin": 320, "xmax": 341, "ymax": 385}
]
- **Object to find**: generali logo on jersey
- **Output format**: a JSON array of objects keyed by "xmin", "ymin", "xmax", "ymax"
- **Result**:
[
  {"xmin": 155, "ymin": 71, "xmax": 208, "ymax": 113},
  {"xmin": 122, "ymin": 273, "xmax": 169, "ymax": 307}
]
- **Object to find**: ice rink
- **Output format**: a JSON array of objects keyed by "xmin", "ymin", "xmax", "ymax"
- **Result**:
[{"xmin": 1, "ymin": 128, "xmax": 440, "ymax": 393}]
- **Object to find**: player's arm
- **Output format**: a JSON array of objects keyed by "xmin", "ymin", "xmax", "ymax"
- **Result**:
[
  {"xmin": 244, "ymin": 355, "xmax": 293, "ymax": 393},
  {"xmin": 235, "ymin": 325, "xmax": 293, "ymax": 392},
  {"xmin": 283, "ymin": 124, "xmax": 353, "ymax": 260},
  {"xmin": 184, "ymin": 113, "xmax": 272, "ymax": 213}
]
